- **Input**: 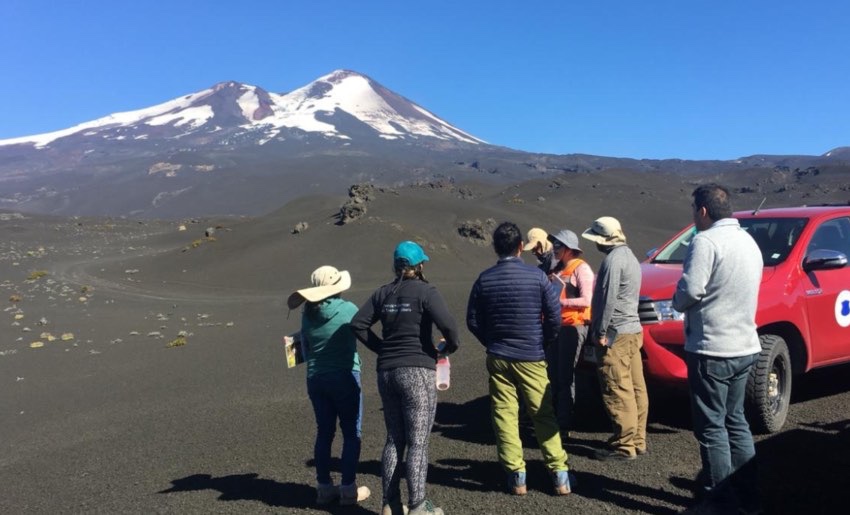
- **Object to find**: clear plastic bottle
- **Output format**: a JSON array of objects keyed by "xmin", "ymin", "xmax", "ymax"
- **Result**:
[{"xmin": 436, "ymin": 355, "xmax": 451, "ymax": 391}]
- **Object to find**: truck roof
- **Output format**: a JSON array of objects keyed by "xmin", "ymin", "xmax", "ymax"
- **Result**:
[{"xmin": 736, "ymin": 204, "xmax": 850, "ymax": 219}]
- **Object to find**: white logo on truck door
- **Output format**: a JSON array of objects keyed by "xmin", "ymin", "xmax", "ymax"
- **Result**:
[{"xmin": 835, "ymin": 290, "xmax": 850, "ymax": 328}]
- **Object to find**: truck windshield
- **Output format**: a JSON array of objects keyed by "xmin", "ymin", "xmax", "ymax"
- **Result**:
[{"xmin": 651, "ymin": 217, "xmax": 808, "ymax": 266}]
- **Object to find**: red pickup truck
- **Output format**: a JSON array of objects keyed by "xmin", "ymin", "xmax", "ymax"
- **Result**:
[{"xmin": 626, "ymin": 205, "xmax": 850, "ymax": 433}]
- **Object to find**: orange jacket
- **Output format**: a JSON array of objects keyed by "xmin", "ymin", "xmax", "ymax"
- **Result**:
[{"xmin": 558, "ymin": 258, "xmax": 592, "ymax": 326}]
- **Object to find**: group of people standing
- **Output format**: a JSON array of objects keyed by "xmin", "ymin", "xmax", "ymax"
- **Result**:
[{"xmin": 286, "ymin": 183, "xmax": 762, "ymax": 514}]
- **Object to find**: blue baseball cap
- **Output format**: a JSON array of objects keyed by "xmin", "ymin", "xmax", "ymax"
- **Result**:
[{"xmin": 394, "ymin": 241, "xmax": 430, "ymax": 266}]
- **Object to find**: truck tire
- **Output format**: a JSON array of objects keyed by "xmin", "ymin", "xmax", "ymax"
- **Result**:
[{"xmin": 745, "ymin": 334, "xmax": 792, "ymax": 434}]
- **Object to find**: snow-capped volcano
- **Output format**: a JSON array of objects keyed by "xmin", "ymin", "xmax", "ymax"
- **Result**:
[{"xmin": 0, "ymin": 70, "xmax": 484, "ymax": 149}]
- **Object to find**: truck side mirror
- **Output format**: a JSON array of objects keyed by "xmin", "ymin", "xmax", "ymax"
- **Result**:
[{"xmin": 803, "ymin": 249, "xmax": 848, "ymax": 272}]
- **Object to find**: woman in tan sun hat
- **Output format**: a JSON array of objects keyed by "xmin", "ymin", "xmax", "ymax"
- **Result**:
[{"xmin": 287, "ymin": 266, "xmax": 371, "ymax": 507}]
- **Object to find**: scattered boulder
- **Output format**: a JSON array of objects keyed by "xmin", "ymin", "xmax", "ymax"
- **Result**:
[
  {"xmin": 292, "ymin": 221, "xmax": 309, "ymax": 234},
  {"xmin": 457, "ymin": 187, "xmax": 476, "ymax": 200},
  {"xmin": 337, "ymin": 183, "xmax": 376, "ymax": 225},
  {"xmin": 349, "ymin": 183, "xmax": 376, "ymax": 203},
  {"xmin": 338, "ymin": 203, "xmax": 367, "ymax": 225},
  {"xmin": 458, "ymin": 219, "xmax": 497, "ymax": 245}
]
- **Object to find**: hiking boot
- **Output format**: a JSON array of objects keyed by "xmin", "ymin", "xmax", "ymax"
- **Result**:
[
  {"xmin": 508, "ymin": 471, "xmax": 527, "ymax": 495},
  {"xmin": 552, "ymin": 469, "xmax": 572, "ymax": 495},
  {"xmin": 593, "ymin": 448, "xmax": 636, "ymax": 462},
  {"xmin": 381, "ymin": 500, "xmax": 409, "ymax": 515},
  {"xmin": 339, "ymin": 483, "xmax": 371, "ymax": 505},
  {"xmin": 316, "ymin": 483, "xmax": 339, "ymax": 505},
  {"xmin": 408, "ymin": 499, "xmax": 444, "ymax": 515}
]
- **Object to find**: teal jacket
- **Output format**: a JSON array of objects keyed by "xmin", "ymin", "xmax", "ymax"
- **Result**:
[{"xmin": 301, "ymin": 297, "xmax": 361, "ymax": 378}]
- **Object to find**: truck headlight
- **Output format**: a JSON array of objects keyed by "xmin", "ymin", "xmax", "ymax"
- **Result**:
[{"xmin": 654, "ymin": 300, "xmax": 685, "ymax": 321}]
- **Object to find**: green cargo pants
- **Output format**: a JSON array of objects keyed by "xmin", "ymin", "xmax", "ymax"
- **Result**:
[{"xmin": 486, "ymin": 355, "xmax": 569, "ymax": 473}]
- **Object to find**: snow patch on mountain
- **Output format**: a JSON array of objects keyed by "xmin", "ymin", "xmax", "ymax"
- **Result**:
[{"xmin": 0, "ymin": 70, "xmax": 484, "ymax": 148}]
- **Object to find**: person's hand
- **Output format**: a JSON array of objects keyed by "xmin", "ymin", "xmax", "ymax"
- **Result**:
[{"xmin": 598, "ymin": 335, "xmax": 608, "ymax": 347}]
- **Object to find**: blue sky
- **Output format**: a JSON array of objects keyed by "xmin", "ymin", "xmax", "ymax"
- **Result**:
[{"xmin": 1, "ymin": 0, "xmax": 848, "ymax": 160}]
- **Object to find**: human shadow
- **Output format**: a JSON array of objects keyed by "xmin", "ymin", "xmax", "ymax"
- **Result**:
[
  {"xmin": 159, "ymin": 473, "xmax": 372, "ymax": 513},
  {"xmin": 753, "ymin": 417, "xmax": 850, "ymax": 514},
  {"xmin": 432, "ymin": 395, "xmax": 495, "ymax": 446},
  {"xmin": 359, "ymin": 457, "xmax": 508, "ymax": 494},
  {"xmin": 575, "ymin": 371, "xmax": 692, "ymax": 432},
  {"xmin": 577, "ymin": 470, "xmax": 691, "ymax": 514},
  {"xmin": 430, "ymin": 457, "xmax": 577, "ymax": 495},
  {"xmin": 434, "ymin": 394, "xmax": 588, "ymax": 449},
  {"xmin": 675, "ymin": 417, "xmax": 850, "ymax": 514}
]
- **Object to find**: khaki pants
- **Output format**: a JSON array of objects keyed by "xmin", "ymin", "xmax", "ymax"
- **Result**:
[
  {"xmin": 486, "ymin": 355, "xmax": 569, "ymax": 473},
  {"xmin": 594, "ymin": 333, "xmax": 649, "ymax": 456}
]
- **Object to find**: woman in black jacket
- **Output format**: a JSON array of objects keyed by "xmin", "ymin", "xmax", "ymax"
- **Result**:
[{"xmin": 351, "ymin": 241, "xmax": 460, "ymax": 515}]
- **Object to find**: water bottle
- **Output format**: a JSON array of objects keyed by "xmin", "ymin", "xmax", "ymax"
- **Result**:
[{"xmin": 436, "ymin": 355, "xmax": 451, "ymax": 391}]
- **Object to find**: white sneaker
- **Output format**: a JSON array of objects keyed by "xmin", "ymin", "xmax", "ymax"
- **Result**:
[
  {"xmin": 339, "ymin": 483, "xmax": 371, "ymax": 505},
  {"xmin": 382, "ymin": 499, "xmax": 409, "ymax": 515}
]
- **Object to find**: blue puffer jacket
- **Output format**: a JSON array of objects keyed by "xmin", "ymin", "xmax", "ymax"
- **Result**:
[{"xmin": 466, "ymin": 256, "xmax": 561, "ymax": 361}]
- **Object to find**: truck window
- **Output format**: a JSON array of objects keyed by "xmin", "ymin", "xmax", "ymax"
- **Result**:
[
  {"xmin": 806, "ymin": 217, "xmax": 850, "ymax": 257},
  {"xmin": 651, "ymin": 227, "xmax": 697, "ymax": 263},
  {"xmin": 650, "ymin": 218, "xmax": 807, "ymax": 266},
  {"xmin": 739, "ymin": 218, "xmax": 807, "ymax": 266}
]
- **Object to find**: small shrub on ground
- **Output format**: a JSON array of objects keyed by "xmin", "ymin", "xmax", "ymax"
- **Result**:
[{"xmin": 27, "ymin": 270, "xmax": 48, "ymax": 281}]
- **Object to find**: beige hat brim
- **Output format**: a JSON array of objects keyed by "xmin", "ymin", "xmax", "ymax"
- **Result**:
[
  {"xmin": 522, "ymin": 239, "xmax": 540, "ymax": 251},
  {"xmin": 523, "ymin": 237, "xmax": 552, "ymax": 252},
  {"xmin": 581, "ymin": 228, "xmax": 626, "ymax": 246},
  {"xmin": 287, "ymin": 270, "xmax": 351, "ymax": 310}
]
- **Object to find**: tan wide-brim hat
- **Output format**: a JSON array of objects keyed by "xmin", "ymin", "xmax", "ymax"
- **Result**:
[
  {"xmin": 523, "ymin": 227, "xmax": 553, "ymax": 252},
  {"xmin": 581, "ymin": 216, "xmax": 627, "ymax": 246},
  {"xmin": 287, "ymin": 266, "xmax": 352, "ymax": 309}
]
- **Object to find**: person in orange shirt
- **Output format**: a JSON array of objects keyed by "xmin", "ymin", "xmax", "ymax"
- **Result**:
[{"xmin": 545, "ymin": 229, "xmax": 594, "ymax": 436}]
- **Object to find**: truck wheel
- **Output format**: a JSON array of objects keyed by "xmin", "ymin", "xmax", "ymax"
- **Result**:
[{"xmin": 745, "ymin": 334, "xmax": 792, "ymax": 434}]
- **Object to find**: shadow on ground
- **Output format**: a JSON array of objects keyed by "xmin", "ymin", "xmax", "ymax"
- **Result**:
[
  {"xmin": 159, "ymin": 473, "xmax": 372, "ymax": 513},
  {"xmin": 676, "ymin": 417, "xmax": 850, "ymax": 514}
]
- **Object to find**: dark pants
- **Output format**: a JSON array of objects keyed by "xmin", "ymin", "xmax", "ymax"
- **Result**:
[
  {"xmin": 686, "ymin": 352, "xmax": 759, "ymax": 511},
  {"xmin": 307, "ymin": 370, "xmax": 363, "ymax": 486},
  {"xmin": 545, "ymin": 324, "xmax": 588, "ymax": 430}
]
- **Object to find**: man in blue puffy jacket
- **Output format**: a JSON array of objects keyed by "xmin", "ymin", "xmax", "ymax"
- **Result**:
[{"xmin": 467, "ymin": 222, "xmax": 571, "ymax": 496}]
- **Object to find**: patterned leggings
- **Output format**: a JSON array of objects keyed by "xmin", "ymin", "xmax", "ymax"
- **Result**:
[{"xmin": 377, "ymin": 366, "xmax": 437, "ymax": 508}]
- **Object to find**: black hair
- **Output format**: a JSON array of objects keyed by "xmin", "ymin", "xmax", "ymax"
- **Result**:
[
  {"xmin": 692, "ymin": 183, "xmax": 733, "ymax": 221},
  {"xmin": 493, "ymin": 222, "xmax": 522, "ymax": 258}
]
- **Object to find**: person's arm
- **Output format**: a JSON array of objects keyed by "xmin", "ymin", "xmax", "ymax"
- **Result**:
[
  {"xmin": 425, "ymin": 286, "xmax": 460, "ymax": 354},
  {"xmin": 350, "ymin": 291, "xmax": 383, "ymax": 354},
  {"xmin": 561, "ymin": 262, "xmax": 594, "ymax": 308},
  {"xmin": 672, "ymin": 235, "xmax": 715, "ymax": 312},
  {"xmin": 594, "ymin": 258, "xmax": 621, "ymax": 344},
  {"xmin": 466, "ymin": 279, "xmax": 485, "ymax": 345},
  {"xmin": 542, "ymin": 276, "xmax": 561, "ymax": 346}
]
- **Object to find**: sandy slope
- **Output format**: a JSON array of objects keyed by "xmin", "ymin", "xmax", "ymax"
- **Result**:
[{"xmin": 1, "ymin": 171, "xmax": 849, "ymax": 514}]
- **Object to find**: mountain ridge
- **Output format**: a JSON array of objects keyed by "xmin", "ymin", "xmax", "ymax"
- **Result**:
[{"xmin": 0, "ymin": 69, "xmax": 847, "ymax": 218}]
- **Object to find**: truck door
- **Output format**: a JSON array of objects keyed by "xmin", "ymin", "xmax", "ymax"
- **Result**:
[{"xmin": 802, "ymin": 216, "xmax": 850, "ymax": 364}]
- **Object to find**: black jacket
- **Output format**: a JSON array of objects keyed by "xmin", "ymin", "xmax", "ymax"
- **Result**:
[{"xmin": 351, "ymin": 278, "xmax": 460, "ymax": 371}]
